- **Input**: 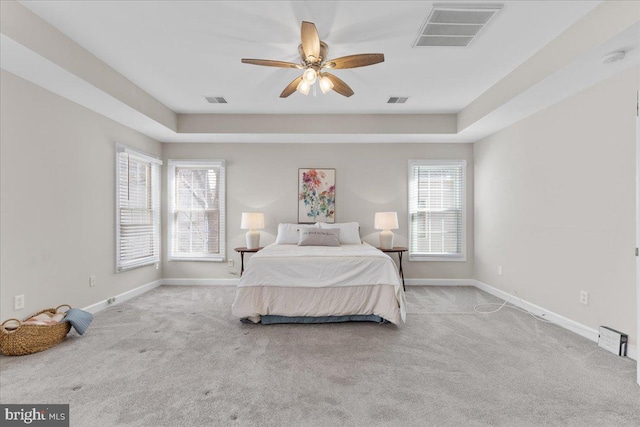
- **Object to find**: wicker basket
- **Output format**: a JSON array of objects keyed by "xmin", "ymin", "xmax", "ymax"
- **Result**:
[{"xmin": 0, "ymin": 305, "xmax": 72, "ymax": 356}]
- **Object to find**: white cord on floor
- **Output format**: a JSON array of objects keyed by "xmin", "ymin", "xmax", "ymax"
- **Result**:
[{"xmin": 473, "ymin": 290, "xmax": 551, "ymax": 323}]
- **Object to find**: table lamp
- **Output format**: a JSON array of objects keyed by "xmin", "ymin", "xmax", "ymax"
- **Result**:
[
  {"xmin": 374, "ymin": 212, "xmax": 399, "ymax": 250},
  {"xmin": 241, "ymin": 212, "xmax": 265, "ymax": 249}
]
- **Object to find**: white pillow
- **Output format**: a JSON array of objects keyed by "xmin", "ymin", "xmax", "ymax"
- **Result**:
[
  {"xmin": 298, "ymin": 228, "xmax": 340, "ymax": 246},
  {"xmin": 318, "ymin": 222, "xmax": 361, "ymax": 245},
  {"xmin": 275, "ymin": 223, "xmax": 318, "ymax": 245}
]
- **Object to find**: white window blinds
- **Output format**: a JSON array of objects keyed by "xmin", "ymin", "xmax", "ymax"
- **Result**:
[
  {"xmin": 408, "ymin": 160, "xmax": 466, "ymax": 261},
  {"xmin": 116, "ymin": 145, "xmax": 162, "ymax": 271},
  {"xmin": 168, "ymin": 160, "xmax": 226, "ymax": 261}
]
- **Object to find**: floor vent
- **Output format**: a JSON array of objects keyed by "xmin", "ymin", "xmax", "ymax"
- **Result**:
[
  {"xmin": 205, "ymin": 96, "xmax": 228, "ymax": 104},
  {"xmin": 388, "ymin": 97, "xmax": 409, "ymax": 104},
  {"xmin": 413, "ymin": 3, "xmax": 502, "ymax": 48}
]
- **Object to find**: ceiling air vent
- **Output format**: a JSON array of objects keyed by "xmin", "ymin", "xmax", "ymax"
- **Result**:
[
  {"xmin": 205, "ymin": 96, "xmax": 228, "ymax": 104},
  {"xmin": 388, "ymin": 97, "xmax": 409, "ymax": 104},
  {"xmin": 413, "ymin": 3, "xmax": 502, "ymax": 48}
]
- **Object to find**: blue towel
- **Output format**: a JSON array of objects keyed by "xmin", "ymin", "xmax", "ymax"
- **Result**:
[{"xmin": 62, "ymin": 308, "xmax": 93, "ymax": 335}]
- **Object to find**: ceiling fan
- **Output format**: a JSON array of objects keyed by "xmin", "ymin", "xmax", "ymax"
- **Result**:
[{"xmin": 241, "ymin": 21, "xmax": 384, "ymax": 98}]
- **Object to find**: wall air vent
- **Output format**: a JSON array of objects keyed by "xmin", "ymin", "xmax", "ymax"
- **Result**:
[
  {"xmin": 388, "ymin": 97, "xmax": 409, "ymax": 104},
  {"xmin": 413, "ymin": 3, "xmax": 502, "ymax": 48},
  {"xmin": 205, "ymin": 96, "xmax": 228, "ymax": 104}
]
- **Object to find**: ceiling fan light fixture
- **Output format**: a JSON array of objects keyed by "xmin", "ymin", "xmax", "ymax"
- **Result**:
[
  {"xmin": 303, "ymin": 68, "xmax": 318, "ymax": 84},
  {"xmin": 242, "ymin": 21, "xmax": 384, "ymax": 98},
  {"xmin": 296, "ymin": 80, "xmax": 311, "ymax": 95},
  {"xmin": 319, "ymin": 75, "xmax": 334, "ymax": 94}
]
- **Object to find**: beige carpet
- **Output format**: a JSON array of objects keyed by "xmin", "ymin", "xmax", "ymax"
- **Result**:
[{"xmin": 1, "ymin": 286, "xmax": 639, "ymax": 426}]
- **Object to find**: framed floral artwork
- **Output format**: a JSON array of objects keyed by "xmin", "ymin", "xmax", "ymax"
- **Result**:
[{"xmin": 298, "ymin": 168, "xmax": 335, "ymax": 223}]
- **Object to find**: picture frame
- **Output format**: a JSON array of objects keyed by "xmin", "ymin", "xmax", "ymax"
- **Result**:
[{"xmin": 298, "ymin": 168, "xmax": 336, "ymax": 224}]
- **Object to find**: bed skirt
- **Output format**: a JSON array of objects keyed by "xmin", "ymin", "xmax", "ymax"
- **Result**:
[
  {"xmin": 241, "ymin": 314, "xmax": 387, "ymax": 325},
  {"xmin": 232, "ymin": 284, "xmax": 404, "ymax": 325}
]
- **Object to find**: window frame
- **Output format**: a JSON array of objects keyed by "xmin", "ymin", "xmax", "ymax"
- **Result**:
[
  {"xmin": 167, "ymin": 159, "xmax": 226, "ymax": 262},
  {"xmin": 408, "ymin": 159, "xmax": 467, "ymax": 262},
  {"xmin": 115, "ymin": 144, "xmax": 162, "ymax": 272}
]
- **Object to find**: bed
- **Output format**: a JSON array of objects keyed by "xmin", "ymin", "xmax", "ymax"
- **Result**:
[{"xmin": 231, "ymin": 241, "xmax": 406, "ymax": 325}]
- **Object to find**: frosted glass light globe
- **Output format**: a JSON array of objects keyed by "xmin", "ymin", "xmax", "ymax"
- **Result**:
[
  {"xmin": 303, "ymin": 68, "xmax": 317, "ymax": 84},
  {"xmin": 296, "ymin": 80, "xmax": 311, "ymax": 95}
]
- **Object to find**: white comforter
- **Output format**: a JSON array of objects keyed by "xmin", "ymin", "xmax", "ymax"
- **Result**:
[
  {"xmin": 238, "ymin": 243, "xmax": 401, "ymax": 288},
  {"xmin": 234, "ymin": 243, "xmax": 406, "ymax": 323}
]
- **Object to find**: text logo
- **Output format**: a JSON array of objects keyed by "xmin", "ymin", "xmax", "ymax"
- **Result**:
[{"xmin": 1, "ymin": 405, "xmax": 69, "ymax": 426}]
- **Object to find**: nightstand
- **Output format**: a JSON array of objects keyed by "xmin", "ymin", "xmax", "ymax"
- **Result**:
[
  {"xmin": 233, "ymin": 247, "xmax": 263, "ymax": 276},
  {"xmin": 376, "ymin": 247, "xmax": 408, "ymax": 291}
]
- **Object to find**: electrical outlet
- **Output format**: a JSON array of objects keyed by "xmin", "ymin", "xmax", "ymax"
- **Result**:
[
  {"xmin": 580, "ymin": 290, "xmax": 589, "ymax": 305},
  {"xmin": 228, "ymin": 259, "xmax": 234, "ymax": 267},
  {"xmin": 498, "ymin": 265, "xmax": 503, "ymax": 276},
  {"xmin": 14, "ymin": 294, "xmax": 25, "ymax": 310},
  {"xmin": 89, "ymin": 275, "xmax": 96, "ymax": 287},
  {"xmin": 155, "ymin": 262, "xmax": 159, "ymax": 270}
]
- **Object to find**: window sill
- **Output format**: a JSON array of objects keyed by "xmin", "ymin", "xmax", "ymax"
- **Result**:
[
  {"xmin": 117, "ymin": 259, "xmax": 159, "ymax": 272},
  {"xmin": 168, "ymin": 257, "xmax": 225, "ymax": 262},
  {"xmin": 409, "ymin": 255, "xmax": 466, "ymax": 262}
]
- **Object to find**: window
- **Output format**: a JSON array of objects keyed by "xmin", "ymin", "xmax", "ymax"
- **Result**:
[
  {"xmin": 168, "ymin": 160, "xmax": 225, "ymax": 261},
  {"xmin": 408, "ymin": 160, "xmax": 466, "ymax": 261},
  {"xmin": 116, "ymin": 145, "xmax": 162, "ymax": 271}
]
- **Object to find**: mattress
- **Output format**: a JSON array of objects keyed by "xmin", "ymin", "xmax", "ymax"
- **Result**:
[{"xmin": 231, "ymin": 243, "xmax": 406, "ymax": 324}]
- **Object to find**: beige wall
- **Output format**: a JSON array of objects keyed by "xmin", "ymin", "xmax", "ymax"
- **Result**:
[
  {"xmin": 6, "ymin": 57, "xmax": 635, "ymax": 352},
  {"xmin": 161, "ymin": 143, "xmax": 474, "ymax": 280},
  {"xmin": 0, "ymin": 70, "xmax": 163, "ymax": 320},
  {"xmin": 474, "ymin": 67, "xmax": 639, "ymax": 346}
]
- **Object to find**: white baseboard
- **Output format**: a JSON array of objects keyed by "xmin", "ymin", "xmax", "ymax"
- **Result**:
[
  {"xmin": 82, "ymin": 279, "xmax": 162, "ymax": 314},
  {"xmin": 162, "ymin": 278, "xmax": 473, "ymax": 287},
  {"xmin": 162, "ymin": 278, "xmax": 239, "ymax": 286},
  {"xmin": 473, "ymin": 280, "xmax": 637, "ymax": 361},
  {"xmin": 628, "ymin": 344, "xmax": 637, "ymax": 361},
  {"xmin": 162, "ymin": 278, "xmax": 471, "ymax": 287},
  {"xmin": 405, "ymin": 278, "xmax": 475, "ymax": 286}
]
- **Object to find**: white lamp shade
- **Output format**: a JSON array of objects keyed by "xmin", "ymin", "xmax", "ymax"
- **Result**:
[
  {"xmin": 374, "ymin": 212, "xmax": 399, "ymax": 230},
  {"xmin": 241, "ymin": 212, "xmax": 265, "ymax": 230}
]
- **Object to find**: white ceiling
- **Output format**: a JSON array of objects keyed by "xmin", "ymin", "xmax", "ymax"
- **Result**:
[
  {"xmin": 5, "ymin": 0, "xmax": 638, "ymax": 144},
  {"xmin": 20, "ymin": 0, "xmax": 601, "ymax": 115}
]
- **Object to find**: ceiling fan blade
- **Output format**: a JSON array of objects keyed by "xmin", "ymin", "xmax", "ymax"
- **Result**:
[
  {"xmin": 301, "ymin": 21, "xmax": 320, "ymax": 61},
  {"xmin": 280, "ymin": 76, "xmax": 304, "ymax": 98},
  {"xmin": 241, "ymin": 59, "xmax": 302, "ymax": 69},
  {"xmin": 323, "ymin": 73, "xmax": 354, "ymax": 97},
  {"xmin": 324, "ymin": 53, "xmax": 385, "ymax": 69}
]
